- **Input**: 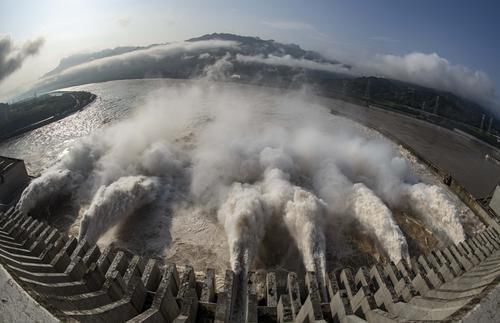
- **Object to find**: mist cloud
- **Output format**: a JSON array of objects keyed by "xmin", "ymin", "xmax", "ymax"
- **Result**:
[
  {"xmin": 38, "ymin": 39, "xmax": 239, "ymax": 90},
  {"xmin": 59, "ymin": 40, "xmax": 237, "ymax": 75},
  {"xmin": 356, "ymin": 52, "xmax": 498, "ymax": 108},
  {"xmin": 236, "ymin": 53, "xmax": 351, "ymax": 74},
  {"xmin": 16, "ymin": 77, "xmax": 473, "ymax": 276},
  {"xmin": 236, "ymin": 51, "xmax": 497, "ymax": 108},
  {"xmin": 237, "ymin": 50, "xmax": 498, "ymax": 109},
  {"xmin": 35, "ymin": 34, "xmax": 497, "ymax": 110},
  {"xmin": 0, "ymin": 35, "xmax": 45, "ymax": 82}
]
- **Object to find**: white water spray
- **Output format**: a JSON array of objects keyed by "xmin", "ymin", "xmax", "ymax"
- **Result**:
[
  {"xmin": 404, "ymin": 183, "xmax": 466, "ymax": 243},
  {"xmin": 284, "ymin": 189, "xmax": 326, "ymax": 272},
  {"xmin": 217, "ymin": 183, "xmax": 268, "ymax": 274},
  {"xmin": 16, "ymin": 169, "xmax": 83, "ymax": 215},
  {"xmin": 348, "ymin": 183, "xmax": 409, "ymax": 262},
  {"xmin": 79, "ymin": 175, "xmax": 161, "ymax": 243},
  {"xmin": 284, "ymin": 188, "xmax": 327, "ymax": 298},
  {"xmin": 16, "ymin": 138, "xmax": 102, "ymax": 214},
  {"xmin": 14, "ymin": 79, "xmax": 473, "ymax": 275}
]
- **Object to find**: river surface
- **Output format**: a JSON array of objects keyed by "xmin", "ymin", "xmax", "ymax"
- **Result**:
[{"xmin": 1, "ymin": 79, "xmax": 498, "ymax": 198}]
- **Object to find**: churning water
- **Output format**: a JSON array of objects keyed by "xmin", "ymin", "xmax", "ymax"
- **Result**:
[{"xmin": 1, "ymin": 79, "xmax": 484, "ymax": 275}]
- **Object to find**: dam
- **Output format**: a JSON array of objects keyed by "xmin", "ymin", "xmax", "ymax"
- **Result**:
[{"xmin": 0, "ymin": 157, "xmax": 500, "ymax": 322}]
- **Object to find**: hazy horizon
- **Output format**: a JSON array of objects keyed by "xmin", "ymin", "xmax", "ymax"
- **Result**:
[{"xmin": 1, "ymin": 0, "xmax": 499, "ymax": 110}]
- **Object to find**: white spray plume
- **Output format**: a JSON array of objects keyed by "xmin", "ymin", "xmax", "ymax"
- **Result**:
[
  {"xmin": 16, "ymin": 73, "xmax": 473, "ymax": 273},
  {"xmin": 16, "ymin": 169, "xmax": 83, "ymax": 215},
  {"xmin": 217, "ymin": 183, "xmax": 267, "ymax": 274},
  {"xmin": 38, "ymin": 40, "xmax": 239, "ymax": 91},
  {"xmin": 258, "ymin": 167, "xmax": 328, "ymax": 280},
  {"xmin": 284, "ymin": 188, "xmax": 327, "ymax": 296},
  {"xmin": 292, "ymin": 131, "xmax": 410, "ymax": 262},
  {"xmin": 16, "ymin": 137, "xmax": 103, "ymax": 214},
  {"xmin": 79, "ymin": 175, "xmax": 161, "ymax": 243},
  {"xmin": 404, "ymin": 183, "xmax": 466, "ymax": 244},
  {"xmin": 348, "ymin": 183, "xmax": 409, "ymax": 262},
  {"xmin": 260, "ymin": 168, "xmax": 294, "ymax": 213}
]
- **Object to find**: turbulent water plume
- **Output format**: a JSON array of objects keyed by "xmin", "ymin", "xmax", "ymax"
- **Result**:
[
  {"xmin": 79, "ymin": 176, "xmax": 161, "ymax": 243},
  {"xmin": 348, "ymin": 183, "xmax": 409, "ymax": 262},
  {"xmin": 16, "ymin": 79, "xmax": 471, "ymax": 275},
  {"xmin": 217, "ymin": 183, "xmax": 267, "ymax": 274},
  {"xmin": 16, "ymin": 169, "xmax": 83, "ymax": 215},
  {"xmin": 16, "ymin": 138, "xmax": 103, "ymax": 215},
  {"xmin": 286, "ymin": 190, "xmax": 327, "ymax": 272},
  {"xmin": 284, "ymin": 188, "xmax": 328, "ymax": 298},
  {"xmin": 404, "ymin": 183, "xmax": 466, "ymax": 244}
]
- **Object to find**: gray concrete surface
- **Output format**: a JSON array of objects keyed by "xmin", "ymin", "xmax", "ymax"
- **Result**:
[{"xmin": 0, "ymin": 264, "xmax": 59, "ymax": 323}]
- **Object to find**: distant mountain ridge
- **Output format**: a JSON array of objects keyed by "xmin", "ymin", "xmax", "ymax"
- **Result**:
[
  {"xmin": 187, "ymin": 33, "xmax": 340, "ymax": 64},
  {"xmin": 42, "ymin": 44, "xmax": 164, "ymax": 77},
  {"xmin": 34, "ymin": 32, "xmax": 352, "ymax": 96},
  {"xmin": 43, "ymin": 33, "xmax": 341, "ymax": 78},
  {"xmin": 29, "ymin": 33, "xmax": 497, "ymax": 134}
]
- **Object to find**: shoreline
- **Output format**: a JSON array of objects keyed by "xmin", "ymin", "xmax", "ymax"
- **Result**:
[{"xmin": 0, "ymin": 93, "xmax": 97, "ymax": 141}]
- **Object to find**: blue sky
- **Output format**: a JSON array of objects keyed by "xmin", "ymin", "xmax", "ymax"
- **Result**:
[{"xmin": 1, "ymin": 0, "xmax": 499, "ymax": 104}]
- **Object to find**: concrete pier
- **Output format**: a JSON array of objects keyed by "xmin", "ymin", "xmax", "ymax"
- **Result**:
[
  {"xmin": 1, "ymin": 205, "xmax": 500, "ymax": 322},
  {"xmin": 1, "ymin": 153, "xmax": 500, "ymax": 322}
]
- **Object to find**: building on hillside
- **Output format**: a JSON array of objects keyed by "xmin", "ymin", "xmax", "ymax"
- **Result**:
[
  {"xmin": 0, "ymin": 103, "xmax": 9, "ymax": 122},
  {"xmin": 0, "ymin": 156, "xmax": 29, "ymax": 209}
]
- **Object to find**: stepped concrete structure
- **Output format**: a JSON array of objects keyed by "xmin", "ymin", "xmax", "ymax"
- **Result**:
[{"xmin": 1, "ymin": 158, "xmax": 500, "ymax": 322}]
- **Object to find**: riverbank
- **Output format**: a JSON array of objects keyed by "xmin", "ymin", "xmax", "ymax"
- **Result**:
[{"xmin": 0, "ymin": 92, "xmax": 96, "ymax": 141}]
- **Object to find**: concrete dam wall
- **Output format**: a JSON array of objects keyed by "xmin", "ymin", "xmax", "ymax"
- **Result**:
[
  {"xmin": 1, "ymin": 202, "xmax": 500, "ymax": 322},
  {"xmin": 1, "ymin": 138, "xmax": 500, "ymax": 323}
]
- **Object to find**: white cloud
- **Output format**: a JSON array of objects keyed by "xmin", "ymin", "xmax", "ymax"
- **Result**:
[
  {"xmin": 236, "ymin": 54, "xmax": 351, "ymax": 74},
  {"xmin": 33, "ymin": 35, "xmax": 499, "ymax": 111},
  {"xmin": 65, "ymin": 40, "xmax": 237, "ymax": 75},
  {"xmin": 238, "ymin": 50, "xmax": 498, "ymax": 109},
  {"xmin": 355, "ymin": 52, "xmax": 497, "ymax": 107},
  {"xmin": 38, "ymin": 39, "xmax": 239, "ymax": 89},
  {"xmin": 0, "ymin": 35, "xmax": 45, "ymax": 83}
]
